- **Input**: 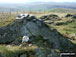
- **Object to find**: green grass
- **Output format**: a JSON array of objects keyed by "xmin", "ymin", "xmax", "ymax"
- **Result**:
[{"xmin": 55, "ymin": 19, "xmax": 76, "ymax": 36}]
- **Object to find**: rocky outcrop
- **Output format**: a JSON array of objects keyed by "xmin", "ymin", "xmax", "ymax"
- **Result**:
[
  {"xmin": 65, "ymin": 14, "xmax": 76, "ymax": 19},
  {"xmin": 0, "ymin": 14, "xmax": 75, "ymax": 57},
  {"xmin": 0, "ymin": 14, "xmax": 62, "ymax": 49},
  {"xmin": 40, "ymin": 14, "xmax": 61, "ymax": 24},
  {"xmin": 40, "ymin": 14, "xmax": 61, "ymax": 20}
]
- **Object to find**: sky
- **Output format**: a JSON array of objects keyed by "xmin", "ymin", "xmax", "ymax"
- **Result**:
[{"xmin": 0, "ymin": 0, "xmax": 76, "ymax": 3}]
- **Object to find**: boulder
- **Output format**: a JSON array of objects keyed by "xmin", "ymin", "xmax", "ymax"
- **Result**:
[
  {"xmin": 0, "ymin": 54, "xmax": 3, "ymax": 57},
  {"xmin": 40, "ymin": 14, "xmax": 60, "ymax": 20},
  {"xmin": 72, "ymin": 15, "xmax": 76, "ymax": 19},
  {"xmin": 40, "ymin": 15, "xmax": 48, "ymax": 19},
  {"xmin": 49, "ymin": 14, "xmax": 59, "ymax": 17},
  {"xmin": 40, "ymin": 14, "xmax": 61, "ymax": 24},
  {"xmin": 65, "ymin": 14, "xmax": 73, "ymax": 18}
]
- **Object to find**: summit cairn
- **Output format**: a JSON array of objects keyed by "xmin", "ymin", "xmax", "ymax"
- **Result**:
[{"xmin": 0, "ymin": 14, "xmax": 75, "ymax": 55}]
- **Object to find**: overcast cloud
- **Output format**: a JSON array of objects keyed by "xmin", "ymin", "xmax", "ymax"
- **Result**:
[{"xmin": 0, "ymin": 0, "xmax": 76, "ymax": 3}]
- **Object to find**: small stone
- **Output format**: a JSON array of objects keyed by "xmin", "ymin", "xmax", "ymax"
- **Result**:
[
  {"xmin": 28, "ymin": 44, "xmax": 32, "ymax": 46},
  {"xmin": 22, "ymin": 36, "xmax": 29, "ymax": 43},
  {"xmin": 0, "ymin": 54, "xmax": 3, "ymax": 57}
]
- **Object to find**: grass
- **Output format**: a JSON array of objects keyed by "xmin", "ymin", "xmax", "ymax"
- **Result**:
[
  {"xmin": 46, "ymin": 8, "xmax": 76, "ymax": 13},
  {"xmin": 0, "ymin": 45, "xmax": 38, "ymax": 57},
  {"xmin": 55, "ymin": 20, "xmax": 76, "ymax": 36},
  {"xmin": 0, "ymin": 12, "xmax": 16, "ymax": 27}
]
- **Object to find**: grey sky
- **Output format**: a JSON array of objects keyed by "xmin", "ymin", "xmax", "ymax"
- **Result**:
[{"xmin": 0, "ymin": 0, "xmax": 76, "ymax": 3}]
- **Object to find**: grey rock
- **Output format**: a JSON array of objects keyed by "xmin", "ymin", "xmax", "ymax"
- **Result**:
[
  {"xmin": 40, "ymin": 14, "xmax": 60, "ymax": 21},
  {"xmin": 20, "ymin": 54, "xmax": 27, "ymax": 57},
  {"xmin": 0, "ymin": 54, "xmax": 3, "ymax": 57},
  {"xmin": 65, "ymin": 14, "xmax": 73, "ymax": 17},
  {"xmin": 47, "ymin": 49, "xmax": 60, "ymax": 57},
  {"xmin": 72, "ymin": 15, "xmax": 76, "ymax": 19},
  {"xmin": 34, "ymin": 48, "xmax": 47, "ymax": 57},
  {"xmin": 25, "ymin": 22, "xmax": 41, "ymax": 36},
  {"xmin": 20, "ymin": 26, "xmax": 32, "ymax": 36}
]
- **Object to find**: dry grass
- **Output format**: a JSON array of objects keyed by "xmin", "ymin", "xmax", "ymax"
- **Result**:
[
  {"xmin": 0, "ymin": 12, "xmax": 16, "ymax": 27},
  {"xmin": 0, "ymin": 45, "xmax": 38, "ymax": 57}
]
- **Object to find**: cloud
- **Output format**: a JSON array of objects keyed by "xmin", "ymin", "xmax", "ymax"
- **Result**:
[
  {"xmin": 42, "ymin": 0, "xmax": 76, "ymax": 2},
  {"xmin": 0, "ymin": 0, "xmax": 29, "ymax": 3},
  {"xmin": 54, "ymin": 0, "xmax": 76, "ymax": 2},
  {"xmin": 0, "ymin": 0, "xmax": 76, "ymax": 3}
]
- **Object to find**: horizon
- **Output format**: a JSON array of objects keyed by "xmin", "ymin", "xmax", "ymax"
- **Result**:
[{"xmin": 0, "ymin": 0, "xmax": 76, "ymax": 4}]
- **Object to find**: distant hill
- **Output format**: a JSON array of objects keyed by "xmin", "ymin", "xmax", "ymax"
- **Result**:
[
  {"xmin": 0, "ymin": 2, "xmax": 76, "ymax": 12},
  {"xmin": 46, "ymin": 8, "xmax": 76, "ymax": 13}
]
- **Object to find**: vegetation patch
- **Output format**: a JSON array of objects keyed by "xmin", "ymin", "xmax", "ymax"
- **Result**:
[{"xmin": 0, "ymin": 45, "xmax": 38, "ymax": 57}]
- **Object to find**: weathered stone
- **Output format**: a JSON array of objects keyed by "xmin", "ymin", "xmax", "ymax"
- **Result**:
[
  {"xmin": 20, "ymin": 26, "xmax": 32, "ymax": 36},
  {"xmin": 20, "ymin": 54, "xmax": 27, "ymax": 57},
  {"xmin": 47, "ymin": 49, "xmax": 60, "ymax": 57},
  {"xmin": 12, "ymin": 38, "xmax": 22, "ymax": 45},
  {"xmin": 25, "ymin": 22, "xmax": 41, "ymax": 36},
  {"xmin": 72, "ymin": 15, "xmax": 76, "ymax": 19},
  {"xmin": 65, "ymin": 14, "xmax": 73, "ymax": 17},
  {"xmin": 40, "ymin": 14, "xmax": 60, "ymax": 21},
  {"xmin": 0, "ymin": 54, "xmax": 3, "ymax": 57},
  {"xmin": 34, "ymin": 48, "xmax": 47, "ymax": 57}
]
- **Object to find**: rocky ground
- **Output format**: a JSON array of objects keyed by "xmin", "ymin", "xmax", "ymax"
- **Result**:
[{"xmin": 0, "ymin": 14, "xmax": 76, "ymax": 57}]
